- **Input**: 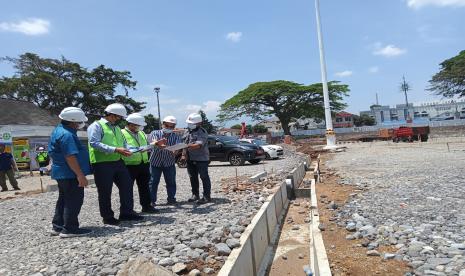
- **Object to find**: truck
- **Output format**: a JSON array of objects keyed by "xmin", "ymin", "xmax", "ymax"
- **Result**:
[{"xmin": 392, "ymin": 126, "xmax": 429, "ymax": 142}]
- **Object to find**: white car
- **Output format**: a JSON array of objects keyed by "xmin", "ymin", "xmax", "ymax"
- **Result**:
[{"xmin": 239, "ymin": 138, "xmax": 284, "ymax": 159}]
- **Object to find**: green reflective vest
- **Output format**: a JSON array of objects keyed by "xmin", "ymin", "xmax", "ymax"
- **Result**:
[
  {"xmin": 89, "ymin": 119, "xmax": 125, "ymax": 164},
  {"xmin": 121, "ymin": 129, "xmax": 149, "ymax": 165},
  {"xmin": 37, "ymin": 152, "xmax": 48, "ymax": 163}
]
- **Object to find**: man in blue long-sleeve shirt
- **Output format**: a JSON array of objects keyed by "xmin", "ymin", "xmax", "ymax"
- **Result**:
[{"xmin": 87, "ymin": 103, "xmax": 143, "ymax": 225}]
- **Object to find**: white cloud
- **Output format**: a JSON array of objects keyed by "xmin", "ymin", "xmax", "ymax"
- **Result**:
[
  {"xmin": 407, "ymin": 0, "xmax": 465, "ymax": 8},
  {"xmin": 369, "ymin": 66, "xmax": 379, "ymax": 73},
  {"xmin": 225, "ymin": 32, "xmax": 243, "ymax": 43},
  {"xmin": 202, "ymin": 101, "xmax": 222, "ymax": 113},
  {"xmin": 334, "ymin": 70, "xmax": 353, "ymax": 77},
  {"xmin": 0, "ymin": 18, "xmax": 50, "ymax": 36},
  {"xmin": 185, "ymin": 104, "xmax": 202, "ymax": 113},
  {"xmin": 373, "ymin": 43, "xmax": 407, "ymax": 57}
]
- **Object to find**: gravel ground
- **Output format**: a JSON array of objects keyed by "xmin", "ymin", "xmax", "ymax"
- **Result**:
[
  {"xmin": 0, "ymin": 148, "xmax": 304, "ymax": 276},
  {"xmin": 326, "ymin": 140, "xmax": 465, "ymax": 276}
]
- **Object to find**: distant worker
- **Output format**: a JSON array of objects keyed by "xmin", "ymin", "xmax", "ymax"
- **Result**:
[
  {"xmin": 182, "ymin": 113, "xmax": 212, "ymax": 204},
  {"xmin": 48, "ymin": 107, "xmax": 92, "ymax": 237},
  {"xmin": 121, "ymin": 113, "xmax": 157, "ymax": 213},
  {"xmin": 36, "ymin": 146, "xmax": 50, "ymax": 176},
  {"xmin": 148, "ymin": 116, "xmax": 183, "ymax": 207},
  {"xmin": 87, "ymin": 103, "xmax": 143, "ymax": 225},
  {"xmin": 0, "ymin": 143, "xmax": 20, "ymax": 192}
]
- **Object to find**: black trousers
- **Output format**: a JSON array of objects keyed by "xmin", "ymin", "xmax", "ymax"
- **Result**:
[
  {"xmin": 52, "ymin": 178, "xmax": 84, "ymax": 232},
  {"xmin": 126, "ymin": 163, "xmax": 152, "ymax": 209},
  {"xmin": 186, "ymin": 160, "xmax": 211, "ymax": 198},
  {"xmin": 93, "ymin": 160, "xmax": 134, "ymax": 219}
]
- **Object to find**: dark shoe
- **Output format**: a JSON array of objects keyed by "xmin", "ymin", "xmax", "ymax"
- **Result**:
[
  {"xmin": 187, "ymin": 195, "xmax": 200, "ymax": 202},
  {"xmin": 13, "ymin": 187, "xmax": 20, "ymax": 191},
  {"xmin": 196, "ymin": 197, "xmax": 211, "ymax": 205},
  {"xmin": 119, "ymin": 213, "xmax": 144, "ymax": 221},
  {"xmin": 103, "ymin": 217, "xmax": 120, "ymax": 225},
  {"xmin": 1, "ymin": 189, "xmax": 8, "ymax": 192},
  {"xmin": 50, "ymin": 226, "xmax": 63, "ymax": 236},
  {"xmin": 141, "ymin": 207, "xmax": 159, "ymax": 214},
  {"xmin": 167, "ymin": 199, "xmax": 177, "ymax": 205},
  {"xmin": 59, "ymin": 228, "xmax": 93, "ymax": 238}
]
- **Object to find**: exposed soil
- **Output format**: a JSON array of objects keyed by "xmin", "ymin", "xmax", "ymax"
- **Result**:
[
  {"xmin": 316, "ymin": 154, "xmax": 411, "ymax": 276},
  {"xmin": 268, "ymin": 198, "xmax": 311, "ymax": 276}
]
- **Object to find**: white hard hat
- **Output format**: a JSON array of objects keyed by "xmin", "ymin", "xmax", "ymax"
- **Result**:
[
  {"xmin": 163, "ymin": 115, "xmax": 177, "ymax": 125},
  {"xmin": 38, "ymin": 146, "xmax": 45, "ymax": 151},
  {"xmin": 59, "ymin": 107, "xmax": 88, "ymax": 122},
  {"xmin": 126, "ymin": 113, "xmax": 147, "ymax": 127},
  {"xmin": 104, "ymin": 103, "xmax": 127, "ymax": 118},
  {"xmin": 186, "ymin": 113, "xmax": 202, "ymax": 124}
]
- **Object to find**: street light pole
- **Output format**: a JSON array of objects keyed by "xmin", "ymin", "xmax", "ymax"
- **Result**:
[
  {"xmin": 314, "ymin": 0, "xmax": 337, "ymax": 149},
  {"xmin": 154, "ymin": 87, "xmax": 162, "ymax": 129}
]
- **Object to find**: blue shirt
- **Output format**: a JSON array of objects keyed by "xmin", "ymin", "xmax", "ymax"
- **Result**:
[
  {"xmin": 0, "ymin": 152, "xmax": 14, "ymax": 172},
  {"xmin": 148, "ymin": 130, "xmax": 182, "ymax": 167},
  {"xmin": 87, "ymin": 118, "xmax": 127, "ymax": 154},
  {"xmin": 48, "ymin": 124, "xmax": 91, "ymax": 180}
]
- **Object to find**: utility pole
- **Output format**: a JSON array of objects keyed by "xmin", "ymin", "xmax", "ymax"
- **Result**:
[
  {"xmin": 154, "ymin": 87, "xmax": 162, "ymax": 129},
  {"xmin": 400, "ymin": 76, "xmax": 411, "ymax": 121},
  {"xmin": 314, "ymin": 0, "xmax": 336, "ymax": 149},
  {"xmin": 376, "ymin": 93, "xmax": 379, "ymax": 106}
]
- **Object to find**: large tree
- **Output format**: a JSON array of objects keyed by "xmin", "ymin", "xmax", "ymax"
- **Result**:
[
  {"xmin": 217, "ymin": 80, "xmax": 349, "ymax": 135},
  {"xmin": 0, "ymin": 53, "xmax": 145, "ymax": 121},
  {"xmin": 429, "ymin": 50, "xmax": 465, "ymax": 97},
  {"xmin": 143, "ymin": 114, "xmax": 160, "ymax": 133}
]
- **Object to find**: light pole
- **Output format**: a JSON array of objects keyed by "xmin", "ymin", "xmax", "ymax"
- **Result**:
[
  {"xmin": 154, "ymin": 87, "xmax": 162, "ymax": 129},
  {"xmin": 314, "ymin": 0, "xmax": 337, "ymax": 149}
]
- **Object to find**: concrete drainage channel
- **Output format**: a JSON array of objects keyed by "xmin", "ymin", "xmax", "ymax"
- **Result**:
[{"xmin": 218, "ymin": 154, "xmax": 332, "ymax": 276}]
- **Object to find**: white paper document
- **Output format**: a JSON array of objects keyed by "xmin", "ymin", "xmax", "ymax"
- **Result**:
[{"xmin": 165, "ymin": 143, "xmax": 188, "ymax": 152}]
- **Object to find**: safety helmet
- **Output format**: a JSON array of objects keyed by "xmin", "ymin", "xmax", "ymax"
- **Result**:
[
  {"xmin": 163, "ymin": 115, "xmax": 177, "ymax": 125},
  {"xmin": 186, "ymin": 113, "xmax": 202, "ymax": 124},
  {"xmin": 104, "ymin": 103, "xmax": 127, "ymax": 118},
  {"xmin": 126, "ymin": 113, "xmax": 147, "ymax": 127},
  {"xmin": 59, "ymin": 107, "xmax": 88, "ymax": 122},
  {"xmin": 38, "ymin": 146, "xmax": 45, "ymax": 151}
]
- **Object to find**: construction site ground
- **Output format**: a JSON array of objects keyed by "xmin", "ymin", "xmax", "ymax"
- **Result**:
[
  {"xmin": 316, "ymin": 158, "xmax": 410, "ymax": 275},
  {"xmin": 268, "ymin": 198, "xmax": 311, "ymax": 276}
]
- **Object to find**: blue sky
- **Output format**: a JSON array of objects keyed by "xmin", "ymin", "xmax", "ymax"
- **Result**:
[{"xmin": 1, "ymin": 0, "xmax": 464, "ymax": 126}]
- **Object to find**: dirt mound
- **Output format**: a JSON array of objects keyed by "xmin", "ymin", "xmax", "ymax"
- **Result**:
[{"xmin": 296, "ymin": 143, "xmax": 328, "ymax": 158}]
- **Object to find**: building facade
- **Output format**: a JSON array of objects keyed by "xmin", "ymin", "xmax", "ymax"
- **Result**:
[{"xmin": 360, "ymin": 99, "xmax": 465, "ymax": 125}]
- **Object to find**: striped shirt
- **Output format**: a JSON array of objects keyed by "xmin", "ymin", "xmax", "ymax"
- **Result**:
[{"xmin": 148, "ymin": 130, "xmax": 183, "ymax": 167}]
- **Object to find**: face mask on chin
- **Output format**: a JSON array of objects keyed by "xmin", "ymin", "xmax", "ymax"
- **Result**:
[{"xmin": 77, "ymin": 122, "xmax": 86, "ymax": 129}]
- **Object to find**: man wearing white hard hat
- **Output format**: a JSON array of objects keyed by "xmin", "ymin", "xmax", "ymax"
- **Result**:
[
  {"xmin": 87, "ymin": 103, "xmax": 143, "ymax": 225},
  {"xmin": 121, "ymin": 113, "xmax": 158, "ymax": 213},
  {"xmin": 148, "ymin": 115, "xmax": 183, "ymax": 207},
  {"xmin": 181, "ymin": 113, "xmax": 212, "ymax": 204},
  {"xmin": 48, "ymin": 107, "xmax": 92, "ymax": 237}
]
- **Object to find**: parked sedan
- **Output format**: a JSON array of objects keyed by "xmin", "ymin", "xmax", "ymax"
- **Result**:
[
  {"xmin": 208, "ymin": 135, "xmax": 265, "ymax": 166},
  {"xmin": 240, "ymin": 138, "xmax": 284, "ymax": 159}
]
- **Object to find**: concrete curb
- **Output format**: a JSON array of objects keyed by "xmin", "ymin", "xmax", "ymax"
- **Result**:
[
  {"xmin": 218, "ymin": 181, "xmax": 289, "ymax": 276},
  {"xmin": 309, "ymin": 179, "xmax": 332, "ymax": 276},
  {"xmin": 249, "ymin": 171, "xmax": 268, "ymax": 183},
  {"xmin": 218, "ymin": 157, "xmax": 310, "ymax": 276}
]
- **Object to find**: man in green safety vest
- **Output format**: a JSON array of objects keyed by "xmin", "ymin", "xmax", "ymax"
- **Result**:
[
  {"xmin": 36, "ymin": 146, "xmax": 50, "ymax": 176},
  {"xmin": 87, "ymin": 103, "xmax": 144, "ymax": 225},
  {"xmin": 121, "ymin": 113, "xmax": 158, "ymax": 213}
]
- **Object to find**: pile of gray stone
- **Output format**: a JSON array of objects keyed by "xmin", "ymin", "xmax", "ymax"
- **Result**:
[
  {"xmin": 326, "ymin": 142, "xmax": 465, "ymax": 276},
  {"xmin": 0, "ymin": 150, "xmax": 304, "ymax": 275}
]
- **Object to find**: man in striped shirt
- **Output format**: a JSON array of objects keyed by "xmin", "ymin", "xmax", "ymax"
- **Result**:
[{"xmin": 148, "ymin": 116, "xmax": 183, "ymax": 206}]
